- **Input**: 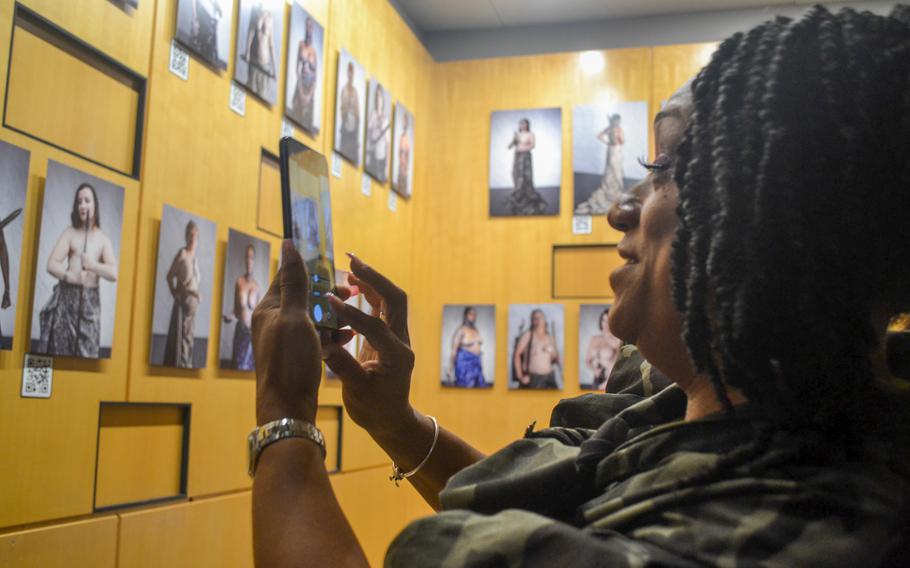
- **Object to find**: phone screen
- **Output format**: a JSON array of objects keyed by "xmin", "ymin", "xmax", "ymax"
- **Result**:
[{"xmin": 280, "ymin": 137, "xmax": 337, "ymax": 328}]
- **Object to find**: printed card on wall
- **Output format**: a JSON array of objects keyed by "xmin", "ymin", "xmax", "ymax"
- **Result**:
[
  {"xmin": 440, "ymin": 305, "xmax": 495, "ymax": 388},
  {"xmin": 29, "ymin": 161, "xmax": 125, "ymax": 359},
  {"xmin": 0, "ymin": 140, "xmax": 30, "ymax": 350},
  {"xmin": 391, "ymin": 103, "xmax": 414, "ymax": 198},
  {"xmin": 578, "ymin": 304, "xmax": 621, "ymax": 391},
  {"xmin": 149, "ymin": 205, "xmax": 217, "ymax": 369},
  {"xmin": 364, "ymin": 78, "xmax": 392, "ymax": 183},
  {"xmin": 573, "ymin": 101, "xmax": 649, "ymax": 214},
  {"xmin": 489, "ymin": 108, "xmax": 562, "ymax": 217},
  {"xmin": 218, "ymin": 229, "xmax": 270, "ymax": 370},
  {"xmin": 284, "ymin": 3, "xmax": 325, "ymax": 134},
  {"xmin": 325, "ymin": 269, "xmax": 360, "ymax": 379},
  {"xmin": 507, "ymin": 304, "xmax": 564, "ymax": 390},
  {"xmin": 234, "ymin": 0, "xmax": 284, "ymax": 105},
  {"xmin": 174, "ymin": 0, "xmax": 233, "ymax": 71},
  {"xmin": 333, "ymin": 49, "xmax": 366, "ymax": 166}
]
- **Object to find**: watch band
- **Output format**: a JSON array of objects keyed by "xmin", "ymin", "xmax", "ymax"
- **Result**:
[{"xmin": 248, "ymin": 418, "xmax": 326, "ymax": 477}]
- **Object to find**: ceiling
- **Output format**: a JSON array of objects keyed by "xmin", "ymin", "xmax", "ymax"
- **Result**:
[{"xmin": 394, "ymin": 0, "xmax": 862, "ymax": 32}]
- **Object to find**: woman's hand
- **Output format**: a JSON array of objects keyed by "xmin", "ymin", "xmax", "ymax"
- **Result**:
[
  {"xmin": 322, "ymin": 254, "xmax": 416, "ymax": 439},
  {"xmin": 252, "ymin": 240, "xmax": 323, "ymax": 425}
]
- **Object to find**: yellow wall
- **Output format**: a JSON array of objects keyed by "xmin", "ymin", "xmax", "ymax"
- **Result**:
[{"xmin": 0, "ymin": 0, "xmax": 715, "ymax": 564}]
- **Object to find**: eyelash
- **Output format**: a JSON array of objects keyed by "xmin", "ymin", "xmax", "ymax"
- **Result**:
[{"xmin": 637, "ymin": 156, "xmax": 671, "ymax": 172}]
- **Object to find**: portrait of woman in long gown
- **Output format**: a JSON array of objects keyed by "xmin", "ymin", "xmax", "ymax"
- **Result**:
[
  {"xmin": 505, "ymin": 118, "xmax": 548, "ymax": 215},
  {"xmin": 163, "ymin": 220, "xmax": 202, "ymax": 368},
  {"xmin": 39, "ymin": 184, "xmax": 118, "ymax": 358},
  {"xmin": 575, "ymin": 113, "xmax": 625, "ymax": 214}
]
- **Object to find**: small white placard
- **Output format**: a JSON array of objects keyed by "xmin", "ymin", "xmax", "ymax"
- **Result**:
[
  {"xmin": 229, "ymin": 82, "xmax": 246, "ymax": 116},
  {"xmin": 168, "ymin": 41, "xmax": 189, "ymax": 81},
  {"xmin": 361, "ymin": 172, "xmax": 371, "ymax": 196},
  {"xmin": 572, "ymin": 215, "xmax": 593, "ymax": 235},
  {"xmin": 281, "ymin": 118, "xmax": 295, "ymax": 139},
  {"xmin": 387, "ymin": 191, "xmax": 397, "ymax": 212},
  {"xmin": 21, "ymin": 354, "xmax": 53, "ymax": 399},
  {"xmin": 331, "ymin": 153, "xmax": 343, "ymax": 178}
]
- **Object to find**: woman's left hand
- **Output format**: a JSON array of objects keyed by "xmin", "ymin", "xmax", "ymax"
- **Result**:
[{"xmin": 252, "ymin": 240, "xmax": 323, "ymax": 425}]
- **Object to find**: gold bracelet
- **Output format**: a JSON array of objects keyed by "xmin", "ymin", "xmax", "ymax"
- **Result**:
[{"xmin": 389, "ymin": 415, "xmax": 438, "ymax": 486}]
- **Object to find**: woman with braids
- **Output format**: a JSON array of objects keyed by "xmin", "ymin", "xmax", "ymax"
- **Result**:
[{"xmin": 248, "ymin": 6, "xmax": 910, "ymax": 567}]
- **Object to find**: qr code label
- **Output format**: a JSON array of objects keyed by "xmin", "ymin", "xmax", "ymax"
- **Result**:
[
  {"xmin": 361, "ymin": 172, "xmax": 371, "ymax": 196},
  {"xmin": 22, "ymin": 354, "xmax": 53, "ymax": 399},
  {"xmin": 331, "ymin": 153, "xmax": 343, "ymax": 178},
  {"xmin": 169, "ymin": 41, "xmax": 189, "ymax": 81},
  {"xmin": 230, "ymin": 83, "xmax": 246, "ymax": 116},
  {"xmin": 387, "ymin": 191, "xmax": 397, "ymax": 212},
  {"xmin": 572, "ymin": 215, "xmax": 593, "ymax": 235}
]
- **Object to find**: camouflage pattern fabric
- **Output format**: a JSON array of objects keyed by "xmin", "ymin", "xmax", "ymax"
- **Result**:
[{"xmin": 386, "ymin": 348, "xmax": 910, "ymax": 567}]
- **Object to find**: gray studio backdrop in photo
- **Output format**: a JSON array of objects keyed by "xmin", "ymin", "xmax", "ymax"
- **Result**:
[
  {"xmin": 0, "ymin": 140, "xmax": 30, "ymax": 349},
  {"xmin": 30, "ymin": 160, "xmax": 125, "ymax": 357},
  {"xmin": 150, "ymin": 204, "xmax": 217, "ymax": 368},
  {"xmin": 218, "ymin": 229, "xmax": 270, "ymax": 367},
  {"xmin": 439, "ymin": 304, "xmax": 496, "ymax": 387}
]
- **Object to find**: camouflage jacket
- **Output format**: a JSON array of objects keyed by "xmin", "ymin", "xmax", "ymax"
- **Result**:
[{"xmin": 386, "ymin": 358, "xmax": 909, "ymax": 567}]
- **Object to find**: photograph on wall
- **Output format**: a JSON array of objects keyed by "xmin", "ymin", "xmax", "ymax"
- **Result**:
[
  {"xmin": 218, "ymin": 229, "xmax": 270, "ymax": 370},
  {"xmin": 578, "ymin": 304, "xmax": 621, "ymax": 391},
  {"xmin": 489, "ymin": 108, "xmax": 561, "ymax": 217},
  {"xmin": 507, "ymin": 304, "xmax": 564, "ymax": 389},
  {"xmin": 325, "ymin": 269, "xmax": 359, "ymax": 379},
  {"xmin": 234, "ymin": 0, "xmax": 283, "ymax": 105},
  {"xmin": 175, "ymin": 0, "xmax": 233, "ymax": 71},
  {"xmin": 391, "ymin": 103, "xmax": 414, "ymax": 198},
  {"xmin": 29, "ymin": 161, "xmax": 124, "ymax": 359},
  {"xmin": 440, "ymin": 305, "xmax": 494, "ymax": 388},
  {"xmin": 333, "ymin": 49, "xmax": 366, "ymax": 166},
  {"xmin": 364, "ymin": 79, "xmax": 392, "ymax": 183},
  {"xmin": 149, "ymin": 205, "xmax": 216, "ymax": 369},
  {"xmin": 0, "ymin": 141, "xmax": 30, "ymax": 350},
  {"xmin": 573, "ymin": 101, "xmax": 649, "ymax": 214},
  {"xmin": 284, "ymin": 3, "xmax": 324, "ymax": 134}
]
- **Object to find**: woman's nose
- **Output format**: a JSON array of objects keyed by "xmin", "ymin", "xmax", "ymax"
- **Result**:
[{"xmin": 607, "ymin": 192, "xmax": 641, "ymax": 232}]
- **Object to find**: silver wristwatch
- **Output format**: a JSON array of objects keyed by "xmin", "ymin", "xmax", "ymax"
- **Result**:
[{"xmin": 247, "ymin": 418, "xmax": 326, "ymax": 477}]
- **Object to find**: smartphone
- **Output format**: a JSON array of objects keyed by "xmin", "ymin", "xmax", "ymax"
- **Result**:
[{"xmin": 279, "ymin": 137, "xmax": 337, "ymax": 329}]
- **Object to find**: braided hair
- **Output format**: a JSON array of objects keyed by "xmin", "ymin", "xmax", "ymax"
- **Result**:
[{"xmin": 672, "ymin": 6, "xmax": 910, "ymax": 444}]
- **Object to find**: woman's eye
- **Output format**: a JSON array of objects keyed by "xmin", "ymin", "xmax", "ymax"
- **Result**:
[{"xmin": 637, "ymin": 153, "xmax": 673, "ymax": 172}]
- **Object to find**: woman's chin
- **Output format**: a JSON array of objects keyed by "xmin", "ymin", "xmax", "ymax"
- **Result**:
[{"xmin": 606, "ymin": 301, "xmax": 637, "ymax": 344}]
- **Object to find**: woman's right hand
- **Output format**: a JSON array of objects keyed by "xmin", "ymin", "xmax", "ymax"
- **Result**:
[{"xmin": 323, "ymin": 254, "xmax": 417, "ymax": 440}]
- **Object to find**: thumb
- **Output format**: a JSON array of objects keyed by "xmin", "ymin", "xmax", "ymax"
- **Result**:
[{"xmin": 322, "ymin": 343, "xmax": 368, "ymax": 383}]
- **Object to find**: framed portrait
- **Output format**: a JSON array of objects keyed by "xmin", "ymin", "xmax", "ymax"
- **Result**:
[
  {"xmin": 507, "ymin": 304, "xmax": 564, "ymax": 390},
  {"xmin": 573, "ymin": 102, "xmax": 649, "ymax": 214},
  {"xmin": 174, "ymin": 0, "xmax": 233, "ymax": 71},
  {"xmin": 440, "ymin": 305, "xmax": 495, "ymax": 388},
  {"xmin": 218, "ymin": 229, "xmax": 270, "ymax": 370},
  {"xmin": 489, "ymin": 108, "xmax": 561, "ymax": 217},
  {"xmin": 234, "ymin": 0, "xmax": 284, "ymax": 105},
  {"xmin": 364, "ymin": 79, "xmax": 392, "ymax": 183},
  {"xmin": 284, "ymin": 3, "xmax": 324, "ymax": 134},
  {"xmin": 578, "ymin": 304, "xmax": 621, "ymax": 390},
  {"xmin": 149, "ymin": 205, "xmax": 217, "ymax": 369},
  {"xmin": 29, "ymin": 160, "xmax": 125, "ymax": 359},
  {"xmin": 391, "ymin": 103, "xmax": 414, "ymax": 198},
  {"xmin": 0, "ymin": 140, "xmax": 30, "ymax": 350},
  {"xmin": 333, "ymin": 49, "xmax": 366, "ymax": 166}
]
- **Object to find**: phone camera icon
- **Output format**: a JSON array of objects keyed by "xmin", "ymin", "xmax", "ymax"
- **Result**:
[{"xmin": 312, "ymin": 304, "xmax": 323, "ymax": 322}]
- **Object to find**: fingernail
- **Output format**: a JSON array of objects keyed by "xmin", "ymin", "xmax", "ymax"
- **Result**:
[{"xmin": 345, "ymin": 252, "xmax": 356, "ymax": 259}]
